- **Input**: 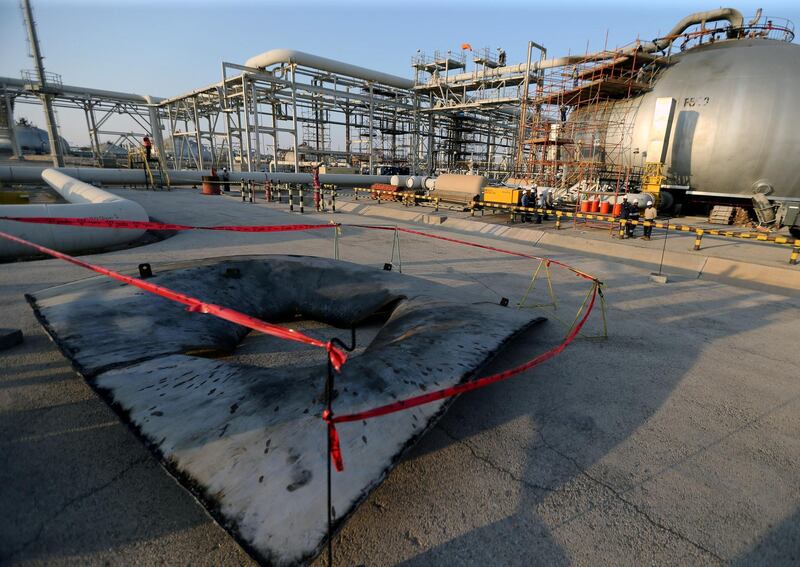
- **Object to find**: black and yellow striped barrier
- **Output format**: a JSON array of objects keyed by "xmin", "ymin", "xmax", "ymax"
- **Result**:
[
  {"xmin": 345, "ymin": 188, "xmax": 800, "ymax": 266},
  {"xmin": 476, "ymin": 200, "xmax": 799, "ymax": 265}
]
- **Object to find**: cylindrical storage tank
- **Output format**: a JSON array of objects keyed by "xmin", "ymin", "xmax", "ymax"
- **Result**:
[
  {"xmin": 390, "ymin": 175, "xmax": 413, "ymax": 187},
  {"xmin": 429, "ymin": 174, "xmax": 485, "ymax": 205},
  {"xmin": 581, "ymin": 38, "xmax": 800, "ymax": 201},
  {"xmin": 405, "ymin": 176, "xmax": 429, "ymax": 190}
]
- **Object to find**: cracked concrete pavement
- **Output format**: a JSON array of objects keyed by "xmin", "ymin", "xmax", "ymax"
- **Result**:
[{"xmin": 2, "ymin": 188, "xmax": 799, "ymax": 566}]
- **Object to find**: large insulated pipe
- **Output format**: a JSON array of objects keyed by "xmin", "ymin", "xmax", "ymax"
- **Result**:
[
  {"xmin": 429, "ymin": 54, "xmax": 603, "ymax": 86},
  {"xmin": 404, "ymin": 176, "xmax": 433, "ymax": 190},
  {"xmin": 434, "ymin": 8, "xmax": 745, "ymax": 87},
  {"xmin": 640, "ymin": 8, "xmax": 745, "ymax": 52},
  {"xmin": 0, "ymin": 165, "xmax": 394, "ymax": 187},
  {"xmin": 0, "ymin": 169, "xmax": 149, "ymax": 258},
  {"xmin": 0, "ymin": 76, "xmax": 164, "ymax": 105},
  {"xmin": 244, "ymin": 49, "xmax": 414, "ymax": 90}
]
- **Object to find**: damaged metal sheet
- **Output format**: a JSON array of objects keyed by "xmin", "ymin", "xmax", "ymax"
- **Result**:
[{"xmin": 27, "ymin": 255, "xmax": 545, "ymax": 566}]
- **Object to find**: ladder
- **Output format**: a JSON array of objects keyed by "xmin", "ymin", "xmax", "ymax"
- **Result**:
[{"xmin": 128, "ymin": 148, "xmax": 171, "ymax": 190}]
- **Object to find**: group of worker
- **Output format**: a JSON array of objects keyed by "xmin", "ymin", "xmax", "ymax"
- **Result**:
[
  {"xmin": 519, "ymin": 186, "xmax": 548, "ymax": 224},
  {"xmin": 620, "ymin": 196, "xmax": 657, "ymax": 240},
  {"xmin": 516, "ymin": 189, "xmax": 658, "ymax": 240}
]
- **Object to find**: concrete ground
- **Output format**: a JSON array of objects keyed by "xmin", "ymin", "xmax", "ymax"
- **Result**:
[{"xmin": 1, "ymin": 187, "xmax": 799, "ymax": 566}]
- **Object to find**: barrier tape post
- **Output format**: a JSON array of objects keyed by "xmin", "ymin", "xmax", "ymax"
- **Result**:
[
  {"xmin": 518, "ymin": 259, "xmax": 557, "ymax": 311},
  {"xmin": 791, "ymin": 244, "xmax": 799, "ymax": 266},
  {"xmin": 289, "ymin": 187, "xmax": 294, "ymax": 212},
  {"xmin": 544, "ymin": 260, "xmax": 557, "ymax": 309},
  {"xmin": 323, "ymin": 331, "xmax": 356, "ymax": 567},
  {"xmin": 566, "ymin": 280, "xmax": 598, "ymax": 339},
  {"xmin": 694, "ymin": 229, "xmax": 704, "ymax": 251},
  {"xmin": 658, "ymin": 220, "xmax": 670, "ymax": 276},
  {"xmin": 597, "ymin": 284, "xmax": 608, "ymax": 339},
  {"xmin": 389, "ymin": 226, "xmax": 403, "ymax": 273},
  {"xmin": 299, "ymin": 187, "xmax": 305, "ymax": 214},
  {"xmin": 517, "ymin": 260, "xmax": 544, "ymax": 308},
  {"xmin": 333, "ymin": 223, "xmax": 341, "ymax": 260}
]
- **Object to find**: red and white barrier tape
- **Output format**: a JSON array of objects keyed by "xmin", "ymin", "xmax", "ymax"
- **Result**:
[
  {"xmin": 323, "ymin": 282, "xmax": 598, "ymax": 471},
  {"xmin": 354, "ymin": 224, "xmax": 598, "ymax": 282},
  {"xmin": 0, "ymin": 216, "xmax": 337, "ymax": 234},
  {"xmin": 0, "ymin": 216, "xmax": 601, "ymax": 471},
  {"xmin": 0, "ymin": 229, "xmax": 347, "ymax": 370}
]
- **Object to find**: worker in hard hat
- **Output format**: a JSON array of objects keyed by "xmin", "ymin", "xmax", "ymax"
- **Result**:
[
  {"xmin": 520, "ymin": 188, "xmax": 532, "ymax": 222},
  {"xmin": 627, "ymin": 199, "xmax": 640, "ymax": 238},
  {"xmin": 221, "ymin": 167, "xmax": 230, "ymax": 192},
  {"xmin": 497, "ymin": 48, "xmax": 506, "ymax": 66},
  {"xmin": 536, "ymin": 186, "xmax": 549, "ymax": 223},
  {"xmin": 643, "ymin": 202, "xmax": 656, "ymax": 240},
  {"xmin": 620, "ymin": 196, "xmax": 631, "ymax": 238}
]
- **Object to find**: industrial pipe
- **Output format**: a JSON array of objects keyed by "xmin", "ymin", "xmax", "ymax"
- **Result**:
[
  {"xmin": 426, "ymin": 54, "xmax": 606, "ymax": 86},
  {"xmin": 244, "ymin": 49, "xmax": 414, "ymax": 90},
  {"xmin": 0, "ymin": 165, "xmax": 395, "ymax": 188},
  {"xmin": 0, "ymin": 169, "xmax": 148, "ymax": 258},
  {"xmin": 0, "ymin": 76, "xmax": 164, "ymax": 105},
  {"xmin": 431, "ymin": 8, "xmax": 745, "ymax": 87},
  {"xmin": 641, "ymin": 8, "xmax": 745, "ymax": 52},
  {"xmin": 404, "ymin": 176, "xmax": 433, "ymax": 190}
]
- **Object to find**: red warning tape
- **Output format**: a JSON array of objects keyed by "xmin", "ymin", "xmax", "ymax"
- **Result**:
[
  {"xmin": 324, "ymin": 281, "xmax": 598, "ymax": 471},
  {"xmin": 0, "ymin": 216, "xmax": 600, "ymax": 472},
  {"xmin": 355, "ymin": 225, "xmax": 598, "ymax": 282},
  {"xmin": 0, "ymin": 216, "xmax": 337, "ymax": 234},
  {"xmin": 0, "ymin": 229, "xmax": 347, "ymax": 370}
]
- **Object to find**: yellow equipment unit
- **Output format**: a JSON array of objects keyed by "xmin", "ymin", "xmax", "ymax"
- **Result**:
[{"xmin": 483, "ymin": 186, "xmax": 521, "ymax": 206}]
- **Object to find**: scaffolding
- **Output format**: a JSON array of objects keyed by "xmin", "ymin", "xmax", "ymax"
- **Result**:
[
  {"xmin": 412, "ymin": 47, "xmax": 524, "ymax": 176},
  {"xmin": 514, "ymin": 41, "xmax": 669, "ymax": 201}
]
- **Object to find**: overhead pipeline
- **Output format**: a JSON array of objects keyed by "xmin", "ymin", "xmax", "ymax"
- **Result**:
[
  {"xmin": 244, "ymin": 49, "xmax": 415, "ymax": 90},
  {"xmin": 428, "ymin": 8, "xmax": 745, "ymax": 87},
  {"xmin": 0, "ymin": 165, "xmax": 394, "ymax": 187}
]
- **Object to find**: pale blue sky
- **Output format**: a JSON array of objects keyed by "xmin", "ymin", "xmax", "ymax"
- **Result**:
[{"xmin": 2, "ymin": 0, "xmax": 797, "ymax": 145}]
